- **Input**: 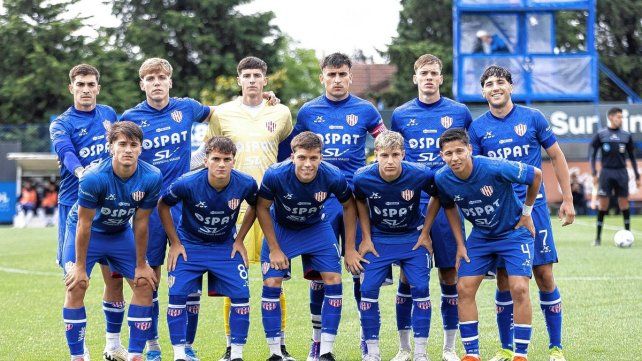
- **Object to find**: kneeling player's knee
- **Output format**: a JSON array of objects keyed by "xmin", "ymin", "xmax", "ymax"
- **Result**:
[{"xmin": 263, "ymin": 277, "xmax": 282, "ymax": 288}]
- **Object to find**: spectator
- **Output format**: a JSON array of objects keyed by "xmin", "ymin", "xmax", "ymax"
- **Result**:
[
  {"xmin": 41, "ymin": 182, "xmax": 58, "ymax": 227},
  {"xmin": 571, "ymin": 172, "xmax": 587, "ymax": 215},
  {"xmin": 473, "ymin": 30, "xmax": 510, "ymax": 54},
  {"xmin": 17, "ymin": 180, "xmax": 38, "ymax": 228}
]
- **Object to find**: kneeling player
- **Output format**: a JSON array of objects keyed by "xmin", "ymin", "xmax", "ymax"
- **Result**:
[
  {"xmin": 349, "ymin": 131, "xmax": 464, "ymax": 361},
  {"xmin": 434, "ymin": 129, "xmax": 542, "ymax": 361},
  {"xmin": 158, "ymin": 136, "xmax": 258, "ymax": 361},
  {"xmin": 257, "ymin": 131, "xmax": 357, "ymax": 361},
  {"xmin": 61, "ymin": 122, "xmax": 162, "ymax": 361}
]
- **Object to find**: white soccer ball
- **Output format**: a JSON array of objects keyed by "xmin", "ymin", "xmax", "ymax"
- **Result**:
[{"xmin": 613, "ymin": 230, "xmax": 634, "ymax": 248}]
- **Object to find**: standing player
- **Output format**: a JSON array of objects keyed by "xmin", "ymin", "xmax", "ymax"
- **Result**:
[
  {"xmin": 291, "ymin": 52, "xmax": 386, "ymax": 360},
  {"xmin": 435, "ymin": 128, "xmax": 542, "ymax": 361},
  {"xmin": 158, "ymin": 136, "xmax": 258, "ymax": 361},
  {"xmin": 257, "ymin": 132, "xmax": 357, "ymax": 361},
  {"xmin": 468, "ymin": 65, "xmax": 575, "ymax": 361},
  {"xmin": 390, "ymin": 54, "xmax": 472, "ymax": 361},
  {"xmin": 61, "ymin": 122, "xmax": 162, "ymax": 361},
  {"xmin": 50, "ymin": 64, "xmax": 129, "ymax": 361},
  {"xmin": 190, "ymin": 56, "xmax": 294, "ymax": 361},
  {"xmin": 351, "ymin": 131, "xmax": 465, "ymax": 361},
  {"xmin": 120, "ymin": 58, "xmax": 212, "ymax": 361},
  {"xmin": 590, "ymin": 107, "xmax": 640, "ymax": 245}
]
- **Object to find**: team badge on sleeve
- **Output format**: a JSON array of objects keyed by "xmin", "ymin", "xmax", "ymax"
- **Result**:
[
  {"xmin": 228, "ymin": 198, "xmax": 240, "ymax": 210},
  {"xmin": 131, "ymin": 190, "xmax": 145, "ymax": 202},
  {"xmin": 441, "ymin": 116, "xmax": 453, "ymax": 129},
  {"xmin": 171, "ymin": 110, "xmax": 183, "ymax": 123},
  {"xmin": 480, "ymin": 185, "xmax": 494, "ymax": 197},
  {"xmin": 102, "ymin": 120, "xmax": 112, "ymax": 130},
  {"xmin": 314, "ymin": 191, "xmax": 327, "ymax": 202},
  {"xmin": 401, "ymin": 189, "xmax": 414, "ymax": 201},
  {"xmin": 265, "ymin": 120, "xmax": 277, "ymax": 133},
  {"xmin": 514, "ymin": 124, "xmax": 527, "ymax": 136},
  {"xmin": 346, "ymin": 114, "xmax": 358, "ymax": 126}
]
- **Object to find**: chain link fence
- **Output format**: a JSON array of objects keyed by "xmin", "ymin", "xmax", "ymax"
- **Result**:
[{"xmin": 0, "ymin": 124, "xmax": 52, "ymax": 153}]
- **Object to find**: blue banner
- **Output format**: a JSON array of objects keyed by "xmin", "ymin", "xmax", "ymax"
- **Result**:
[{"xmin": 0, "ymin": 182, "xmax": 17, "ymax": 224}]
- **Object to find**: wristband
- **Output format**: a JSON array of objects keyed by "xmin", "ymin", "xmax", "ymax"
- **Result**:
[{"xmin": 522, "ymin": 204, "xmax": 533, "ymax": 216}]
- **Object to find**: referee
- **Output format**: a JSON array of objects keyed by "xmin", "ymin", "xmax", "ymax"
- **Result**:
[{"xmin": 590, "ymin": 107, "xmax": 640, "ymax": 245}]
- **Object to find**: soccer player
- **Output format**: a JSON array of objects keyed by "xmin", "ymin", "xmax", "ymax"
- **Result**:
[
  {"xmin": 590, "ymin": 107, "xmax": 640, "ymax": 245},
  {"xmin": 351, "ymin": 131, "xmax": 464, "ymax": 361},
  {"xmin": 257, "ymin": 131, "xmax": 357, "ymax": 361},
  {"xmin": 434, "ymin": 128, "xmax": 542, "ymax": 361},
  {"xmin": 158, "ymin": 136, "xmax": 258, "ymax": 361},
  {"xmin": 61, "ymin": 121, "xmax": 162, "ymax": 361},
  {"xmin": 291, "ymin": 52, "xmax": 385, "ymax": 360},
  {"xmin": 190, "ymin": 56, "xmax": 294, "ymax": 361},
  {"xmin": 468, "ymin": 65, "xmax": 575, "ymax": 361},
  {"xmin": 390, "ymin": 54, "xmax": 472, "ymax": 361},
  {"xmin": 120, "ymin": 58, "xmax": 213, "ymax": 361},
  {"xmin": 50, "ymin": 64, "xmax": 128, "ymax": 361}
]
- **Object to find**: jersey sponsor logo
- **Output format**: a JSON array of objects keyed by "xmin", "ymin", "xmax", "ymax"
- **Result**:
[
  {"xmin": 142, "ymin": 131, "xmax": 188, "ymax": 150},
  {"xmin": 118, "ymin": 202, "xmax": 130, "ymax": 206},
  {"xmin": 619, "ymin": 144, "xmax": 626, "ymax": 153},
  {"xmin": 106, "ymin": 194, "xmax": 116, "ymax": 201},
  {"xmin": 329, "ymin": 125, "xmax": 344, "ymax": 130},
  {"xmin": 480, "ymin": 185, "xmax": 494, "ymax": 197},
  {"xmin": 406, "ymin": 118, "xmax": 417, "ymax": 127},
  {"xmin": 422, "ymin": 129, "xmax": 438, "ymax": 134},
  {"xmin": 609, "ymin": 134, "xmax": 619, "ymax": 140},
  {"xmin": 265, "ymin": 120, "xmax": 277, "ymax": 133},
  {"xmin": 195, "ymin": 201, "xmax": 207, "ymax": 209},
  {"xmin": 323, "ymin": 148, "xmax": 349, "ymax": 157},
  {"xmin": 171, "ymin": 110, "xmax": 183, "ymax": 123},
  {"xmin": 131, "ymin": 191, "xmax": 145, "ymax": 202},
  {"xmin": 499, "ymin": 138, "xmax": 513, "ymax": 144},
  {"xmin": 441, "ymin": 116, "xmax": 453, "ymax": 129},
  {"xmin": 486, "ymin": 145, "xmax": 530, "ymax": 159},
  {"xmin": 401, "ymin": 189, "xmax": 414, "ymax": 201},
  {"xmin": 78, "ymin": 143, "xmax": 108, "ymax": 158},
  {"xmin": 346, "ymin": 114, "xmax": 358, "ymax": 126},
  {"xmin": 314, "ymin": 191, "xmax": 327, "ymax": 202},
  {"xmin": 514, "ymin": 124, "xmax": 527, "ymax": 136},
  {"xmin": 228, "ymin": 198, "xmax": 240, "ymax": 210}
]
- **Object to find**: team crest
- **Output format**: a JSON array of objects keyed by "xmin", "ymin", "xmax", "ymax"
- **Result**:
[
  {"xmin": 187, "ymin": 304, "xmax": 200, "ymax": 313},
  {"xmin": 102, "ymin": 120, "xmax": 112, "ymax": 131},
  {"xmin": 328, "ymin": 298, "xmax": 342, "ymax": 307},
  {"xmin": 346, "ymin": 114, "xmax": 358, "ymax": 126},
  {"xmin": 265, "ymin": 120, "xmax": 277, "ymax": 133},
  {"xmin": 314, "ymin": 191, "xmax": 327, "ymax": 202},
  {"xmin": 514, "ymin": 123, "xmax": 527, "ymax": 136},
  {"xmin": 441, "ymin": 116, "xmax": 453, "ymax": 129},
  {"xmin": 549, "ymin": 303, "xmax": 562, "ymax": 314},
  {"xmin": 228, "ymin": 198, "xmax": 240, "ymax": 210},
  {"xmin": 167, "ymin": 275, "xmax": 175, "ymax": 288},
  {"xmin": 235, "ymin": 306, "xmax": 250, "ymax": 315},
  {"xmin": 416, "ymin": 300, "xmax": 432, "ymax": 310},
  {"xmin": 135, "ymin": 321, "xmax": 152, "ymax": 331},
  {"xmin": 167, "ymin": 308, "xmax": 182, "ymax": 317},
  {"xmin": 262, "ymin": 262, "xmax": 270, "ymax": 275},
  {"xmin": 132, "ymin": 190, "xmax": 145, "ymax": 202},
  {"xmin": 480, "ymin": 185, "xmax": 494, "ymax": 197},
  {"xmin": 263, "ymin": 301, "xmax": 277, "ymax": 311},
  {"xmin": 359, "ymin": 301, "xmax": 371, "ymax": 311},
  {"xmin": 401, "ymin": 189, "xmax": 414, "ymax": 201},
  {"xmin": 170, "ymin": 110, "xmax": 183, "ymax": 123}
]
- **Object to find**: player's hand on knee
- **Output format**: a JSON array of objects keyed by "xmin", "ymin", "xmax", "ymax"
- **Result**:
[
  {"xmin": 167, "ymin": 242, "xmax": 187, "ymax": 272},
  {"xmin": 455, "ymin": 245, "xmax": 470, "ymax": 271},
  {"xmin": 263, "ymin": 91, "xmax": 280, "ymax": 106},
  {"xmin": 413, "ymin": 231, "xmax": 433, "ymax": 254},
  {"xmin": 269, "ymin": 248, "xmax": 289, "ymax": 270},
  {"xmin": 231, "ymin": 240, "xmax": 249, "ymax": 267},
  {"xmin": 558, "ymin": 200, "xmax": 576, "ymax": 226},
  {"xmin": 65, "ymin": 265, "xmax": 89, "ymax": 291},
  {"xmin": 134, "ymin": 264, "xmax": 158, "ymax": 291},
  {"xmin": 358, "ymin": 238, "xmax": 379, "ymax": 258},
  {"xmin": 344, "ymin": 248, "xmax": 365, "ymax": 275},
  {"xmin": 515, "ymin": 215, "xmax": 535, "ymax": 237}
]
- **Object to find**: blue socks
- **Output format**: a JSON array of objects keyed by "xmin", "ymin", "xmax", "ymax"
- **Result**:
[
  {"xmin": 103, "ymin": 300, "xmax": 125, "ymax": 334},
  {"xmin": 128, "ymin": 304, "xmax": 153, "ymax": 355},
  {"xmin": 186, "ymin": 293, "xmax": 200, "ymax": 345},
  {"xmin": 230, "ymin": 298, "xmax": 250, "ymax": 345},
  {"xmin": 440, "ymin": 283, "xmax": 458, "ymax": 331},
  {"xmin": 514, "ymin": 324, "xmax": 532, "ymax": 357},
  {"xmin": 540, "ymin": 287, "xmax": 563, "ymax": 349},
  {"xmin": 261, "ymin": 286, "xmax": 282, "ymax": 338},
  {"xmin": 149, "ymin": 290, "xmax": 160, "ymax": 344},
  {"xmin": 495, "ymin": 289, "xmax": 514, "ymax": 350},
  {"xmin": 321, "ymin": 283, "xmax": 342, "ymax": 336},
  {"xmin": 411, "ymin": 287, "xmax": 431, "ymax": 339},
  {"xmin": 395, "ymin": 282, "xmax": 412, "ymax": 332},
  {"xmin": 359, "ymin": 291, "xmax": 381, "ymax": 341},
  {"xmin": 309, "ymin": 281, "xmax": 324, "ymax": 341},
  {"xmin": 459, "ymin": 320, "xmax": 479, "ymax": 356},
  {"xmin": 167, "ymin": 295, "xmax": 188, "ymax": 345},
  {"xmin": 63, "ymin": 307, "xmax": 87, "ymax": 357}
]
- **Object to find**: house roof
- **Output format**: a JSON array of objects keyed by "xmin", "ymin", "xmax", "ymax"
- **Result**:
[{"xmin": 350, "ymin": 63, "xmax": 397, "ymax": 97}]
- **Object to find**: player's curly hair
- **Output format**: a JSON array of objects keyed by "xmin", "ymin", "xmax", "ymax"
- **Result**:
[
  {"xmin": 107, "ymin": 121, "xmax": 143, "ymax": 144},
  {"xmin": 374, "ymin": 130, "xmax": 405, "ymax": 151},
  {"xmin": 291, "ymin": 131, "xmax": 323, "ymax": 153},
  {"xmin": 414, "ymin": 54, "xmax": 442, "ymax": 72},
  {"xmin": 321, "ymin": 53, "xmax": 352, "ymax": 70},
  {"xmin": 440, "ymin": 128, "xmax": 469, "ymax": 147},
  {"xmin": 480, "ymin": 65, "xmax": 513, "ymax": 87},
  {"xmin": 205, "ymin": 136, "xmax": 237, "ymax": 157},
  {"xmin": 139, "ymin": 58, "xmax": 173, "ymax": 79},
  {"xmin": 237, "ymin": 56, "xmax": 268, "ymax": 75},
  {"xmin": 69, "ymin": 64, "xmax": 100, "ymax": 83}
]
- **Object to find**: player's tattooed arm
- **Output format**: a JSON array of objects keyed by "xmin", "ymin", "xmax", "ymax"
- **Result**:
[
  {"xmin": 232, "ymin": 205, "xmax": 256, "ymax": 267},
  {"xmin": 133, "ymin": 208, "xmax": 158, "ymax": 290},
  {"xmin": 546, "ymin": 142, "xmax": 576, "ymax": 226},
  {"xmin": 65, "ymin": 206, "xmax": 95, "ymax": 291},
  {"xmin": 256, "ymin": 197, "xmax": 288, "ymax": 270},
  {"xmin": 344, "ymin": 197, "xmax": 365, "ymax": 274},
  {"xmin": 158, "ymin": 199, "xmax": 186, "ymax": 272}
]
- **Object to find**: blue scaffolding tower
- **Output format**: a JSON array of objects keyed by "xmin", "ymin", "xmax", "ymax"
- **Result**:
[{"xmin": 453, "ymin": 0, "xmax": 599, "ymax": 104}]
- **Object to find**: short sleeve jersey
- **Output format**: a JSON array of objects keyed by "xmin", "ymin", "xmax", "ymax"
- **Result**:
[
  {"xmin": 161, "ymin": 169, "xmax": 258, "ymax": 245},
  {"xmin": 50, "ymin": 104, "xmax": 117, "ymax": 205},
  {"xmin": 435, "ymin": 156, "xmax": 535, "ymax": 239},
  {"xmin": 69, "ymin": 158, "xmax": 163, "ymax": 233},
  {"xmin": 353, "ymin": 161, "xmax": 435, "ymax": 240},
  {"xmin": 258, "ymin": 160, "xmax": 352, "ymax": 229}
]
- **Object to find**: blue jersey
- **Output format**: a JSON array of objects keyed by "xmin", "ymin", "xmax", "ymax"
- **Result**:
[
  {"xmin": 161, "ymin": 169, "xmax": 258, "ymax": 245},
  {"xmin": 391, "ymin": 97, "xmax": 472, "ymax": 169},
  {"xmin": 353, "ymin": 161, "xmax": 435, "ymax": 238},
  {"xmin": 50, "ymin": 105, "xmax": 117, "ymax": 206},
  {"xmin": 68, "ymin": 158, "xmax": 163, "ymax": 234},
  {"xmin": 468, "ymin": 105, "xmax": 556, "ymax": 205},
  {"xmin": 258, "ymin": 160, "xmax": 352, "ymax": 230},
  {"xmin": 294, "ymin": 94, "xmax": 385, "ymax": 186},
  {"xmin": 120, "ymin": 97, "xmax": 210, "ymax": 187},
  {"xmin": 435, "ymin": 156, "xmax": 535, "ymax": 239}
]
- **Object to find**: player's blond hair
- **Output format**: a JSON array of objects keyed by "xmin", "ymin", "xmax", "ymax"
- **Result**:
[
  {"xmin": 139, "ymin": 58, "xmax": 173, "ymax": 79},
  {"xmin": 374, "ymin": 131, "xmax": 405, "ymax": 152},
  {"xmin": 414, "ymin": 54, "xmax": 442, "ymax": 72}
]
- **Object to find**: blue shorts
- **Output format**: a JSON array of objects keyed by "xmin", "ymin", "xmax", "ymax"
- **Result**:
[
  {"xmin": 61, "ymin": 225, "xmax": 137, "ymax": 279},
  {"xmin": 260, "ymin": 220, "xmax": 341, "ymax": 280},
  {"xmin": 147, "ymin": 205, "xmax": 182, "ymax": 267},
  {"xmin": 360, "ymin": 239, "xmax": 431, "ymax": 294},
  {"xmin": 324, "ymin": 196, "xmax": 363, "ymax": 253},
  {"xmin": 459, "ymin": 228, "xmax": 534, "ymax": 278},
  {"xmin": 57, "ymin": 204, "xmax": 73, "ymax": 267},
  {"xmin": 496, "ymin": 202, "xmax": 557, "ymax": 268},
  {"xmin": 420, "ymin": 203, "xmax": 463, "ymax": 269},
  {"xmin": 169, "ymin": 242, "xmax": 249, "ymax": 299}
]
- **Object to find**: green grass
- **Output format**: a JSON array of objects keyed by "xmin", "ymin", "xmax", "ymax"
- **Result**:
[{"xmin": 1, "ymin": 215, "xmax": 641, "ymax": 360}]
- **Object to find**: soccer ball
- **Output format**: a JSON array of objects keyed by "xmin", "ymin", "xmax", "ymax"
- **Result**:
[{"xmin": 613, "ymin": 230, "xmax": 634, "ymax": 248}]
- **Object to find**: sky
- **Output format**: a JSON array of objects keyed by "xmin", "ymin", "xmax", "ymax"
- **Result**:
[{"xmin": 5, "ymin": 0, "xmax": 402, "ymax": 63}]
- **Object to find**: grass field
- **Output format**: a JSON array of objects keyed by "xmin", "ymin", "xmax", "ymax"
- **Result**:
[{"xmin": 1, "ymin": 215, "xmax": 641, "ymax": 361}]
